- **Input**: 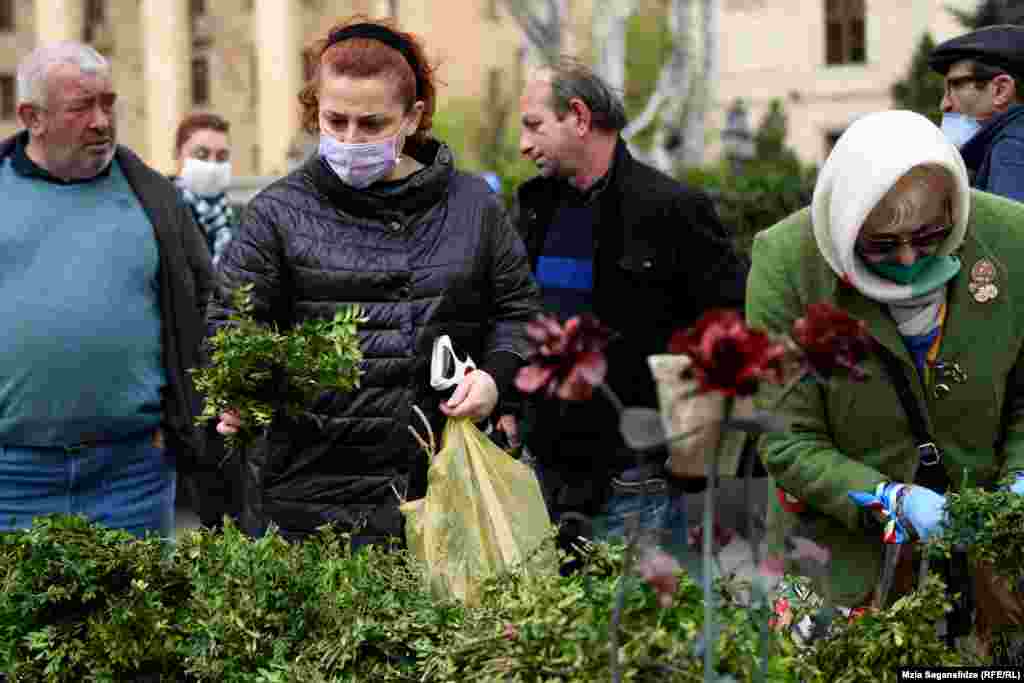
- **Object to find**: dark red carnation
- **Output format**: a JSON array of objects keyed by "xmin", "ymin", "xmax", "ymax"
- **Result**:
[
  {"xmin": 791, "ymin": 303, "xmax": 872, "ymax": 381},
  {"xmin": 668, "ymin": 309, "xmax": 788, "ymax": 397},
  {"xmin": 514, "ymin": 313, "xmax": 614, "ymax": 401},
  {"xmin": 686, "ymin": 520, "xmax": 736, "ymax": 553}
]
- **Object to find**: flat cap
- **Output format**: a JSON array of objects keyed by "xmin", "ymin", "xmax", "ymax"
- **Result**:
[{"xmin": 929, "ymin": 24, "xmax": 1024, "ymax": 77}]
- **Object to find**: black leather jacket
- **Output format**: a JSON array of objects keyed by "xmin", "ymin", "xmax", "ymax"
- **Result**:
[{"xmin": 208, "ymin": 140, "xmax": 540, "ymax": 541}]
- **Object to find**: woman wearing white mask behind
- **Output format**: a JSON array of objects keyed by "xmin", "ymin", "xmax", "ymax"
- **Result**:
[
  {"xmin": 206, "ymin": 16, "xmax": 540, "ymax": 547},
  {"xmin": 172, "ymin": 112, "xmax": 235, "ymax": 265},
  {"xmin": 173, "ymin": 113, "xmax": 241, "ymax": 533}
]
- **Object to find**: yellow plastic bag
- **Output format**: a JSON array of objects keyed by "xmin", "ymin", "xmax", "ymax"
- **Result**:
[{"xmin": 399, "ymin": 417, "xmax": 553, "ymax": 605}]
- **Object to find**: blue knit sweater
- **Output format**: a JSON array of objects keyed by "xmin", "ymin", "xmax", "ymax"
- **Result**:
[{"xmin": 0, "ymin": 156, "xmax": 166, "ymax": 446}]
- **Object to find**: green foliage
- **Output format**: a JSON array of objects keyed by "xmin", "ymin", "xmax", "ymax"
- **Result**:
[
  {"xmin": 810, "ymin": 574, "xmax": 967, "ymax": 682},
  {"xmin": 176, "ymin": 522, "xmax": 330, "ymax": 681},
  {"xmin": 933, "ymin": 478, "xmax": 1024, "ymax": 594},
  {"xmin": 682, "ymin": 98, "xmax": 817, "ymax": 258},
  {"xmin": 0, "ymin": 514, "xmax": 189, "ymax": 681},
  {"xmin": 430, "ymin": 98, "xmax": 537, "ymax": 209},
  {"xmin": 752, "ymin": 100, "xmax": 802, "ymax": 176},
  {"xmin": 490, "ymin": 142, "xmax": 541, "ymax": 210},
  {"xmin": 623, "ymin": 1, "xmax": 675, "ymax": 151},
  {"xmin": 430, "ymin": 99, "xmax": 480, "ymax": 169},
  {"xmin": 0, "ymin": 515, "xmax": 972, "ymax": 682},
  {"xmin": 891, "ymin": 33, "xmax": 945, "ymax": 126},
  {"xmin": 190, "ymin": 284, "xmax": 366, "ymax": 449},
  {"xmin": 685, "ymin": 164, "xmax": 817, "ymax": 258},
  {"xmin": 951, "ymin": 0, "xmax": 1024, "ymax": 29}
]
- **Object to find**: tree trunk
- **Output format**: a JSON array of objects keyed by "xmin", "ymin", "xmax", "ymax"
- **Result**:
[
  {"xmin": 500, "ymin": 0, "xmax": 566, "ymax": 65},
  {"xmin": 623, "ymin": 0, "xmax": 692, "ymax": 174},
  {"xmin": 682, "ymin": 0, "xmax": 719, "ymax": 166},
  {"xmin": 591, "ymin": 0, "xmax": 639, "ymax": 94}
]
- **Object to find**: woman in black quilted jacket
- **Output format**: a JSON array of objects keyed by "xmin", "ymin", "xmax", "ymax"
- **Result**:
[{"xmin": 206, "ymin": 16, "xmax": 541, "ymax": 546}]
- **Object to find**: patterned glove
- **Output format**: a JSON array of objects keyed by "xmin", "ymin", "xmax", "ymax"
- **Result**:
[{"xmin": 848, "ymin": 482, "xmax": 946, "ymax": 543}]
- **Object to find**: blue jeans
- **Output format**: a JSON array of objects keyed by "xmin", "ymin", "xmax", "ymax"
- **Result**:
[
  {"xmin": 0, "ymin": 431, "xmax": 175, "ymax": 539},
  {"xmin": 665, "ymin": 491, "xmax": 689, "ymax": 550},
  {"xmin": 596, "ymin": 467, "xmax": 690, "ymax": 544},
  {"xmin": 597, "ymin": 489, "xmax": 671, "ymax": 540},
  {"xmin": 597, "ymin": 491, "xmax": 689, "ymax": 544}
]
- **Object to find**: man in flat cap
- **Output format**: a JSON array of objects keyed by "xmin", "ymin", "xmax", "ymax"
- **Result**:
[{"xmin": 930, "ymin": 24, "xmax": 1024, "ymax": 201}]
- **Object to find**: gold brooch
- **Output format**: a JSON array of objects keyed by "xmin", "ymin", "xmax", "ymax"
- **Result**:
[{"xmin": 969, "ymin": 258, "xmax": 999, "ymax": 303}]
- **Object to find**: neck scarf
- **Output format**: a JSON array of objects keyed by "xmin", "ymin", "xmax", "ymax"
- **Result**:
[
  {"xmin": 865, "ymin": 254, "xmax": 960, "ymax": 336},
  {"xmin": 175, "ymin": 179, "xmax": 234, "ymax": 264}
]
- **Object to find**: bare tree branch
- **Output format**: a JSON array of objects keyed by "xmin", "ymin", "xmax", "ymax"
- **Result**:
[
  {"xmin": 500, "ymin": 0, "xmax": 562, "ymax": 63},
  {"xmin": 622, "ymin": 0, "xmax": 691, "ymax": 144},
  {"xmin": 622, "ymin": 80, "xmax": 670, "ymax": 141},
  {"xmin": 681, "ymin": 0, "xmax": 719, "ymax": 166},
  {"xmin": 545, "ymin": 0, "xmax": 559, "ymax": 27},
  {"xmin": 592, "ymin": 0, "xmax": 639, "ymax": 93}
]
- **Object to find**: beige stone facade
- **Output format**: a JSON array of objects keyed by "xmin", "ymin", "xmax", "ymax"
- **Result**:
[
  {"xmin": 0, "ymin": 0, "xmax": 534, "ymax": 176},
  {"xmin": 5, "ymin": 1, "xmax": 975, "ymax": 174},
  {"xmin": 712, "ymin": 0, "xmax": 978, "ymax": 165}
]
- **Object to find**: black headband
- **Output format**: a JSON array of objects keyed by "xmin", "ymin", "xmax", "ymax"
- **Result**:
[{"xmin": 326, "ymin": 23, "xmax": 422, "ymax": 98}]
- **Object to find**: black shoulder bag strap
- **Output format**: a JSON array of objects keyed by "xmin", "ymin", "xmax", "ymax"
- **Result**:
[
  {"xmin": 874, "ymin": 345, "xmax": 950, "ymax": 494},
  {"xmin": 875, "ymin": 343, "xmax": 972, "ymax": 645}
]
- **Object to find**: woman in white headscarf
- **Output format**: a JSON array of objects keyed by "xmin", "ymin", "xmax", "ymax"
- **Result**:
[{"xmin": 747, "ymin": 110, "xmax": 1024, "ymax": 656}]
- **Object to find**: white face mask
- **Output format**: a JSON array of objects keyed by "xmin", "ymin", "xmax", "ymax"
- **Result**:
[
  {"xmin": 180, "ymin": 157, "xmax": 232, "ymax": 197},
  {"xmin": 940, "ymin": 112, "xmax": 983, "ymax": 149},
  {"xmin": 319, "ymin": 127, "xmax": 405, "ymax": 189}
]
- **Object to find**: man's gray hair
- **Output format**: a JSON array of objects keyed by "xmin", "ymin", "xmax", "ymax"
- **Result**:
[
  {"xmin": 17, "ymin": 41, "xmax": 110, "ymax": 108},
  {"xmin": 543, "ymin": 55, "xmax": 627, "ymax": 132}
]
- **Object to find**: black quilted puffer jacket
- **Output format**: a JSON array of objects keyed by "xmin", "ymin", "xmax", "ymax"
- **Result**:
[{"xmin": 207, "ymin": 140, "xmax": 540, "ymax": 542}]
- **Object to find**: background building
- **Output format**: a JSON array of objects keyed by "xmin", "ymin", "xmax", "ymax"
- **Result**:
[
  {"xmin": 712, "ymin": 0, "xmax": 978, "ymax": 165},
  {"xmin": 0, "ymin": 0, "xmax": 529, "ymax": 176},
  {"xmin": 0, "ymin": 1, "xmax": 991, "ymax": 175}
]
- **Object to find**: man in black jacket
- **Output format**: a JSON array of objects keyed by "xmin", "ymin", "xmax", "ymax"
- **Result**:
[
  {"xmin": 0, "ymin": 42, "xmax": 212, "ymax": 538},
  {"xmin": 505, "ymin": 56, "xmax": 748, "ymax": 547}
]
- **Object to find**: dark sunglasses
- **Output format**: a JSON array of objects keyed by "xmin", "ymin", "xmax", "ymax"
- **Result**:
[{"xmin": 858, "ymin": 226, "xmax": 954, "ymax": 256}]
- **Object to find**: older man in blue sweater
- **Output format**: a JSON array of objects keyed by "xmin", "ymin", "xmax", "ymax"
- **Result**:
[{"xmin": 0, "ymin": 42, "xmax": 212, "ymax": 538}]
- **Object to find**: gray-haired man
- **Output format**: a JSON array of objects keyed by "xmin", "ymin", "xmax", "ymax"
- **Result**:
[{"xmin": 0, "ymin": 42, "xmax": 212, "ymax": 538}]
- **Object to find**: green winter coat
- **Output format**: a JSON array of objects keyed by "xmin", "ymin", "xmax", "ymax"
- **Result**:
[{"xmin": 746, "ymin": 189, "xmax": 1024, "ymax": 606}]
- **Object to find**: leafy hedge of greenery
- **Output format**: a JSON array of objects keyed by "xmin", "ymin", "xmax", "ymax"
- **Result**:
[
  {"xmin": 811, "ymin": 575, "xmax": 967, "ymax": 682},
  {"xmin": 0, "ymin": 514, "xmax": 973, "ymax": 682},
  {"xmin": 684, "ymin": 164, "xmax": 817, "ymax": 259},
  {"xmin": 933, "ymin": 480, "xmax": 1024, "ymax": 596},
  {"xmin": 189, "ymin": 284, "xmax": 365, "ymax": 451}
]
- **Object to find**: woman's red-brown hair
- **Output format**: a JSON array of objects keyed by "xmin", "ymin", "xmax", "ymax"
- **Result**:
[{"xmin": 299, "ymin": 15, "xmax": 438, "ymax": 156}]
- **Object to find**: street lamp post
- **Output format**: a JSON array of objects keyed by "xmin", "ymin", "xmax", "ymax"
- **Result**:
[{"xmin": 721, "ymin": 99, "xmax": 755, "ymax": 176}]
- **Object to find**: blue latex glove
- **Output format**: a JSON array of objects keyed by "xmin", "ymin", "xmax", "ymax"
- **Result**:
[
  {"xmin": 848, "ymin": 482, "xmax": 946, "ymax": 543},
  {"xmin": 1011, "ymin": 472, "xmax": 1024, "ymax": 496},
  {"xmin": 900, "ymin": 484, "xmax": 947, "ymax": 541}
]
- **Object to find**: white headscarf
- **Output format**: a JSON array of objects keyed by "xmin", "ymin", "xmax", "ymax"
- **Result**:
[{"xmin": 811, "ymin": 110, "xmax": 970, "ymax": 304}]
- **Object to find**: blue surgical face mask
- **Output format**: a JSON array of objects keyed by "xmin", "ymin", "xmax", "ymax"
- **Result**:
[{"xmin": 940, "ymin": 112, "xmax": 982, "ymax": 148}]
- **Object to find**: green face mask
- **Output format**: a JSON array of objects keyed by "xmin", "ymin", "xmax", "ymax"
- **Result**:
[{"xmin": 865, "ymin": 254, "xmax": 938, "ymax": 285}]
